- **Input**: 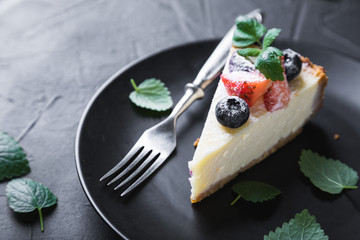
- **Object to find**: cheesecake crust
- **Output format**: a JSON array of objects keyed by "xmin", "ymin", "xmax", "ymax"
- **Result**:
[{"xmin": 191, "ymin": 59, "xmax": 328, "ymax": 203}]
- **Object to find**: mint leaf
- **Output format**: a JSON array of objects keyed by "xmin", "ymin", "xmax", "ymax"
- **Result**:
[
  {"xmin": 0, "ymin": 131, "xmax": 30, "ymax": 181},
  {"xmin": 264, "ymin": 209, "xmax": 329, "ymax": 240},
  {"xmin": 255, "ymin": 47, "xmax": 284, "ymax": 81},
  {"xmin": 237, "ymin": 48, "xmax": 261, "ymax": 57},
  {"xmin": 263, "ymin": 28, "xmax": 281, "ymax": 49},
  {"xmin": 129, "ymin": 78, "xmax": 173, "ymax": 111},
  {"xmin": 231, "ymin": 180, "xmax": 281, "ymax": 205},
  {"xmin": 233, "ymin": 16, "xmax": 266, "ymax": 47},
  {"xmin": 299, "ymin": 150, "xmax": 358, "ymax": 194},
  {"xmin": 6, "ymin": 178, "xmax": 57, "ymax": 232},
  {"xmin": 265, "ymin": 46, "xmax": 283, "ymax": 57}
]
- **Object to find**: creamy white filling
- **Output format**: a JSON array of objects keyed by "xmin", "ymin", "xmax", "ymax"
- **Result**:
[{"xmin": 188, "ymin": 65, "xmax": 321, "ymax": 200}]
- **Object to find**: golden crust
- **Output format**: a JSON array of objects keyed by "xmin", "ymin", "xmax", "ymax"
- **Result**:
[
  {"xmin": 191, "ymin": 58, "xmax": 328, "ymax": 203},
  {"xmin": 301, "ymin": 56, "xmax": 328, "ymax": 116}
]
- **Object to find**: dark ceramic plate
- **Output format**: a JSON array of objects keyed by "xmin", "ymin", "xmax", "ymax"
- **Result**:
[{"xmin": 75, "ymin": 40, "xmax": 360, "ymax": 239}]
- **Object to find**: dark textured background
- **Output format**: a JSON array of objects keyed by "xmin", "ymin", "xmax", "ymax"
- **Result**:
[{"xmin": 0, "ymin": 0, "xmax": 359, "ymax": 239}]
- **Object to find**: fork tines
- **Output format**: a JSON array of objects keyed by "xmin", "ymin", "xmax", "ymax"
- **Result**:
[{"xmin": 100, "ymin": 145, "xmax": 163, "ymax": 196}]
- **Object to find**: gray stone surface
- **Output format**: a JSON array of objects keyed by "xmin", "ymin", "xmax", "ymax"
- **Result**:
[{"xmin": 0, "ymin": 0, "xmax": 359, "ymax": 239}]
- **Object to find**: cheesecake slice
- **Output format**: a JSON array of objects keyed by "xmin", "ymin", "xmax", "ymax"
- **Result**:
[{"xmin": 188, "ymin": 47, "xmax": 327, "ymax": 203}]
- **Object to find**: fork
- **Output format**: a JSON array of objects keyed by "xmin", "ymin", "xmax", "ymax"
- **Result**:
[{"xmin": 100, "ymin": 9, "xmax": 263, "ymax": 196}]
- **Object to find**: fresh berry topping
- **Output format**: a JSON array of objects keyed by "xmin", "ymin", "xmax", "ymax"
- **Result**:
[
  {"xmin": 282, "ymin": 48, "xmax": 302, "ymax": 81},
  {"xmin": 221, "ymin": 72, "xmax": 272, "ymax": 106},
  {"xmin": 215, "ymin": 96, "xmax": 250, "ymax": 128},
  {"xmin": 263, "ymin": 78, "xmax": 290, "ymax": 112},
  {"xmin": 229, "ymin": 52, "xmax": 255, "ymax": 73}
]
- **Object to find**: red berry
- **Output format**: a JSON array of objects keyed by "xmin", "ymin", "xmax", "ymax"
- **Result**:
[
  {"xmin": 221, "ymin": 71, "xmax": 272, "ymax": 106},
  {"xmin": 263, "ymin": 57, "xmax": 291, "ymax": 112},
  {"xmin": 263, "ymin": 79, "xmax": 290, "ymax": 112}
]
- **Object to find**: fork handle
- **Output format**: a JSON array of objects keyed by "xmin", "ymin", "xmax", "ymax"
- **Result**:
[{"xmin": 169, "ymin": 9, "xmax": 263, "ymax": 121}]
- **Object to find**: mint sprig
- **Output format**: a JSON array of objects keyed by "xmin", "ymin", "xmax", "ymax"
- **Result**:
[
  {"xmin": 264, "ymin": 209, "xmax": 329, "ymax": 240},
  {"xmin": 262, "ymin": 28, "xmax": 281, "ymax": 49},
  {"xmin": 233, "ymin": 16, "xmax": 266, "ymax": 47},
  {"xmin": 129, "ymin": 78, "xmax": 173, "ymax": 111},
  {"xmin": 233, "ymin": 16, "xmax": 284, "ymax": 81},
  {"xmin": 299, "ymin": 150, "xmax": 358, "ymax": 194},
  {"xmin": 0, "ymin": 131, "xmax": 30, "ymax": 181},
  {"xmin": 231, "ymin": 180, "xmax": 281, "ymax": 205},
  {"xmin": 255, "ymin": 47, "xmax": 284, "ymax": 81},
  {"xmin": 6, "ymin": 178, "xmax": 57, "ymax": 232}
]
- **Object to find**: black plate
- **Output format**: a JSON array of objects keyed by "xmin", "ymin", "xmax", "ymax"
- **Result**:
[{"xmin": 75, "ymin": 40, "xmax": 360, "ymax": 239}]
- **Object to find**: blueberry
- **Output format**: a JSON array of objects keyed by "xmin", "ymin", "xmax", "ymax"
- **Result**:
[
  {"xmin": 229, "ymin": 52, "xmax": 255, "ymax": 73},
  {"xmin": 282, "ymin": 48, "xmax": 302, "ymax": 81},
  {"xmin": 215, "ymin": 96, "xmax": 250, "ymax": 128}
]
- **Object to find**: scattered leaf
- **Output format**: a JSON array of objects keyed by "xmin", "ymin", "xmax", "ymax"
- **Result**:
[
  {"xmin": 129, "ymin": 78, "xmax": 173, "ymax": 111},
  {"xmin": 0, "ymin": 131, "xmax": 30, "ymax": 181},
  {"xmin": 6, "ymin": 178, "xmax": 57, "ymax": 232},
  {"xmin": 299, "ymin": 150, "xmax": 358, "ymax": 194},
  {"xmin": 231, "ymin": 180, "xmax": 281, "ymax": 205},
  {"xmin": 264, "ymin": 209, "xmax": 329, "ymax": 240}
]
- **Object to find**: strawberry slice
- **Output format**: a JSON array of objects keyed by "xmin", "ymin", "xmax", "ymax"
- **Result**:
[
  {"xmin": 221, "ymin": 71, "xmax": 272, "ymax": 106},
  {"xmin": 263, "ymin": 57, "xmax": 291, "ymax": 112},
  {"xmin": 263, "ymin": 78, "xmax": 290, "ymax": 112}
]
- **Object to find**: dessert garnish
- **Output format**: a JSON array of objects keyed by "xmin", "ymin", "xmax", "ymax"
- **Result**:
[
  {"xmin": 263, "ymin": 75, "xmax": 290, "ymax": 112},
  {"xmin": 233, "ymin": 16, "xmax": 283, "ymax": 81},
  {"xmin": 221, "ymin": 68, "xmax": 272, "ymax": 107},
  {"xmin": 264, "ymin": 209, "xmax": 329, "ymax": 240},
  {"xmin": 231, "ymin": 180, "xmax": 281, "ymax": 205},
  {"xmin": 282, "ymin": 48, "xmax": 302, "ymax": 80},
  {"xmin": 219, "ymin": 16, "xmax": 293, "ymax": 117},
  {"xmin": 215, "ymin": 96, "xmax": 249, "ymax": 128},
  {"xmin": 299, "ymin": 150, "xmax": 358, "ymax": 194},
  {"xmin": 0, "ymin": 131, "xmax": 30, "ymax": 181},
  {"xmin": 232, "ymin": 15, "xmax": 266, "ymax": 48},
  {"xmin": 129, "ymin": 78, "xmax": 173, "ymax": 111},
  {"xmin": 6, "ymin": 178, "xmax": 58, "ymax": 232}
]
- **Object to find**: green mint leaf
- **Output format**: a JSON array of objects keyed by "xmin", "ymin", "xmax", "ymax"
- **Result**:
[
  {"xmin": 0, "ymin": 131, "xmax": 30, "ymax": 181},
  {"xmin": 265, "ymin": 46, "xmax": 283, "ymax": 57},
  {"xmin": 231, "ymin": 180, "xmax": 281, "ymax": 205},
  {"xmin": 237, "ymin": 48, "xmax": 261, "ymax": 57},
  {"xmin": 299, "ymin": 150, "xmax": 359, "ymax": 194},
  {"xmin": 255, "ymin": 47, "xmax": 284, "ymax": 81},
  {"xmin": 264, "ymin": 209, "xmax": 329, "ymax": 240},
  {"xmin": 129, "ymin": 78, "xmax": 173, "ymax": 111},
  {"xmin": 6, "ymin": 178, "xmax": 57, "ymax": 232},
  {"xmin": 262, "ymin": 28, "xmax": 281, "ymax": 49},
  {"xmin": 233, "ymin": 16, "xmax": 266, "ymax": 48}
]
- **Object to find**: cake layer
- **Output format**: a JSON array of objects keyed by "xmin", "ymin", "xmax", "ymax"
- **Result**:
[{"xmin": 189, "ymin": 58, "xmax": 327, "ymax": 203}]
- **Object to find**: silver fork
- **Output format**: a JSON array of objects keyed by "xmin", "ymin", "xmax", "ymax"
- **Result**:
[{"xmin": 100, "ymin": 9, "xmax": 263, "ymax": 196}]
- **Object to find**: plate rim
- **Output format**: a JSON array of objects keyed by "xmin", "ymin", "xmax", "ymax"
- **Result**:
[{"xmin": 74, "ymin": 38, "xmax": 359, "ymax": 239}]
